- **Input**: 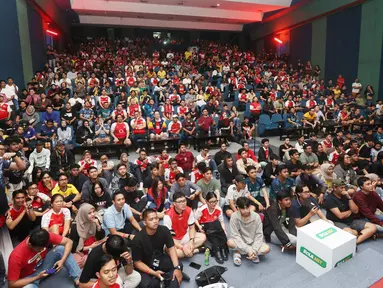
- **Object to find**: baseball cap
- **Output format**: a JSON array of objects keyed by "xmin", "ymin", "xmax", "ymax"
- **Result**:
[
  {"xmin": 235, "ymin": 175, "xmax": 246, "ymax": 183},
  {"xmin": 36, "ymin": 140, "xmax": 44, "ymax": 146},
  {"xmin": 333, "ymin": 179, "xmax": 346, "ymax": 187},
  {"xmin": 56, "ymin": 140, "xmax": 65, "ymax": 146}
]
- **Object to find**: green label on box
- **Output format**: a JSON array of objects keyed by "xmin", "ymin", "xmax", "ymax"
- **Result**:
[
  {"xmin": 316, "ymin": 227, "xmax": 337, "ymax": 239},
  {"xmin": 300, "ymin": 246, "xmax": 327, "ymax": 268},
  {"xmin": 334, "ymin": 254, "xmax": 353, "ymax": 267}
]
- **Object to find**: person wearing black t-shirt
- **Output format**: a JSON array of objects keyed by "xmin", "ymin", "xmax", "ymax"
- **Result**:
[
  {"xmin": 324, "ymin": 179, "xmax": 376, "ymax": 244},
  {"xmin": 120, "ymin": 177, "xmax": 147, "ymax": 220},
  {"xmin": 285, "ymin": 149, "xmax": 302, "ymax": 178},
  {"xmin": 89, "ymin": 180, "xmax": 113, "ymax": 215},
  {"xmin": 132, "ymin": 209, "xmax": 183, "ymax": 288},
  {"xmin": 143, "ymin": 164, "xmax": 166, "ymax": 193},
  {"xmin": 79, "ymin": 235, "xmax": 141, "ymax": 288}
]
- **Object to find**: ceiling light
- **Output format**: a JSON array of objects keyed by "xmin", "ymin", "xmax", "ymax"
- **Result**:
[{"xmin": 217, "ymin": 3, "xmax": 220, "ymax": 6}]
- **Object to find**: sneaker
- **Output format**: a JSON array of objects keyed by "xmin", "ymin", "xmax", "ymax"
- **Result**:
[{"xmin": 252, "ymin": 255, "xmax": 260, "ymax": 263}]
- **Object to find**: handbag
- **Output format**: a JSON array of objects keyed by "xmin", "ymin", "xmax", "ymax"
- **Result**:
[{"xmin": 195, "ymin": 266, "xmax": 227, "ymax": 287}]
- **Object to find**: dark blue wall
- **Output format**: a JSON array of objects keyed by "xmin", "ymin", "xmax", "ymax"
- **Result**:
[
  {"xmin": 0, "ymin": 0, "xmax": 24, "ymax": 87},
  {"xmin": 380, "ymin": 36, "xmax": 383, "ymax": 100},
  {"xmin": 289, "ymin": 23, "xmax": 312, "ymax": 66},
  {"xmin": 27, "ymin": 3, "xmax": 46, "ymax": 73},
  {"xmin": 325, "ymin": 5, "xmax": 362, "ymax": 87}
]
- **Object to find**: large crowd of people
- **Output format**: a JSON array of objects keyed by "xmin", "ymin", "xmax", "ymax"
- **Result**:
[{"xmin": 0, "ymin": 37, "xmax": 382, "ymax": 288}]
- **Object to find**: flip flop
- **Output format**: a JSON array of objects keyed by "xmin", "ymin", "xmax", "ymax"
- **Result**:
[{"xmin": 233, "ymin": 252, "xmax": 242, "ymax": 266}]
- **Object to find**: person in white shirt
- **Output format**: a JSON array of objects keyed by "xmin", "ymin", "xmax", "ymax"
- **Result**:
[
  {"xmin": 352, "ymin": 78, "xmax": 362, "ymax": 95},
  {"xmin": 196, "ymin": 145, "xmax": 219, "ymax": 177},
  {"xmin": 59, "ymin": 73, "xmax": 73, "ymax": 90},
  {"xmin": 2, "ymin": 78, "xmax": 18, "ymax": 107}
]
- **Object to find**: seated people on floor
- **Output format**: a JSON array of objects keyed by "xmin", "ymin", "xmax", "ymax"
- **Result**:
[
  {"xmin": 110, "ymin": 163, "xmax": 132, "ymax": 194},
  {"xmin": 195, "ymin": 192, "xmax": 229, "ymax": 264},
  {"xmin": 262, "ymin": 154, "xmax": 280, "ymax": 186},
  {"xmin": 353, "ymin": 177, "xmax": 383, "ymax": 234},
  {"xmin": 258, "ymin": 138, "xmax": 276, "ymax": 165},
  {"xmin": 285, "ymin": 149, "xmax": 303, "ymax": 178},
  {"xmin": 296, "ymin": 164, "xmax": 327, "ymax": 205},
  {"xmin": 119, "ymin": 177, "xmax": 147, "ymax": 221},
  {"xmin": 196, "ymin": 145, "xmax": 219, "ymax": 178},
  {"xmin": 163, "ymin": 192, "xmax": 206, "ymax": 259},
  {"xmin": 175, "ymin": 143, "xmax": 195, "ymax": 176},
  {"xmin": 292, "ymin": 185, "xmax": 330, "ymax": 227},
  {"xmin": 52, "ymin": 173, "xmax": 82, "ymax": 213},
  {"xmin": 8, "ymin": 229, "xmax": 81, "ymax": 288},
  {"xmin": 6, "ymin": 190, "xmax": 36, "ymax": 243},
  {"xmin": 270, "ymin": 165, "xmax": 295, "ymax": 201},
  {"xmin": 41, "ymin": 194, "xmax": 71, "ymax": 237},
  {"xmin": 90, "ymin": 255, "xmax": 122, "ymax": 288},
  {"xmin": 324, "ymin": 179, "xmax": 376, "ymax": 244},
  {"xmin": 227, "ymin": 197, "xmax": 270, "ymax": 266},
  {"xmin": 82, "ymin": 166, "xmax": 111, "ymax": 202},
  {"xmin": 196, "ymin": 167, "xmax": 222, "ymax": 206},
  {"xmin": 263, "ymin": 191, "xmax": 297, "ymax": 250},
  {"xmin": 164, "ymin": 158, "xmax": 184, "ymax": 186},
  {"xmin": 218, "ymin": 155, "xmax": 240, "ymax": 197},
  {"xmin": 169, "ymin": 173, "xmax": 202, "ymax": 210},
  {"xmin": 245, "ymin": 165, "xmax": 270, "ymax": 211},
  {"xmin": 223, "ymin": 175, "xmax": 261, "ymax": 218},
  {"xmin": 236, "ymin": 148, "xmax": 257, "ymax": 176},
  {"xmin": 26, "ymin": 181, "xmax": 51, "ymax": 223},
  {"xmin": 79, "ymin": 235, "xmax": 141, "ymax": 288},
  {"xmin": 102, "ymin": 191, "xmax": 142, "ymax": 240},
  {"xmin": 132, "ymin": 209, "xmax": 184, "ymax": 288},
  {"xmin": 146, "ymin": 178, "xmax": 171, "ymax": 219}
]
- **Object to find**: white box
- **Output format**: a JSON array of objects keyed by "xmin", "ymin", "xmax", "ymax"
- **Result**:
[{"xmin": 296, "ymin": 219, "xmax": 356, "ymax": 277}]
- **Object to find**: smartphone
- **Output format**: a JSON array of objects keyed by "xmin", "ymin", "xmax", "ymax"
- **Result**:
[
  {"xmin": 189, "ymin": 262, "xmax": 201, "ymax": 270},
  {"xmin": 46, "ymin": 268, "xmax": 56, "ymax": 275}
]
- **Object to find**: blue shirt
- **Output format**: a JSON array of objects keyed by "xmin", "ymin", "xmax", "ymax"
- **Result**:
[
  {"xmin": 23, "ymin": 127, "xmax": 36, "ymax": 139},
  {"xmin": 102, "ymin": 203, "xmax": 133, "ymax": 235},
  {"xmin": 292, "ymin": 197, "xmax": 318, "ymax": 220},
  {"xmin": 270, "ymin": 177, "xmax": 295, "ymax": 200},
  {"xmin": 40, "ymin": 125, "xmax": 57, "ymax": 137},
  {"xmin": 42, "ymin": 111, "xmax": 60, "ymax": 124}
]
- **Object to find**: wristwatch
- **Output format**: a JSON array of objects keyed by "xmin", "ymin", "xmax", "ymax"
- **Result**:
[{"xmin": 174, "ymin": 265, "xmax": 181, "ymax": 270}]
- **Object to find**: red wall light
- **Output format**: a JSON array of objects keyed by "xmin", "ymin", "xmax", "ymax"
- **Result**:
[
  {"xmin": 274, "ymin": 37, "xmax": 282, "ymax": 44},
  {"xmin": 46, "ymin": 29, "xmax": 58, "ymax": 36}
]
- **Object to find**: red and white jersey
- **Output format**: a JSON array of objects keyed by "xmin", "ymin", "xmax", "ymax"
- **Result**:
[
  {"xmin": 153, "ymin": 51, "xmax": 160, "ymax": 58},
  {"xmin": 113, "ymin": 109, "xmax": 127, "ymax": 119},
  {"xmin": 285, "ymin": 100, "xmax": 294, "ymax": 108},
  {"xmin": 168, "ymin": 121, "xmax": 182, "ymax": 134},
  {"xmin": 8, "ymin": 205, "xmax": 27, "ymax": 220},
  {"xmin": 195, "ymin": 204, "xmax": 223, "ymax": 224},
  {"xmin": 177, "ymin": 106, "xmax": 188, "ymax": 116},
  {"xmin": 190, "ymin": 169, "xmax": 204, "ymax": 183},
  {"xmin": 239, "ymin": 93, "xmax": 248, "ymax": 102},
  {"xmin": 322, "ymin": 139, "xmax": 333, "ymax": 150},
  {"xmin": 306, "ymin": 100, "xmax": 317, "ymax": 109},
  {"xmin": 130, "ymin": 117, "xmax": 146, "ymax": 134},
  {"xmin": 228, "ymin": 77, "xmax": 238, "ymax": 88},
  {"xmin": 87, "ymin": 77, "xmax": 100, "ymax": 87},
  {"xmin": 178, "ymin": 84, "xmax": 185, "ymax": 95},
  {"xmin": 161, "ymin": 104, "xmax": 174, "ymax": 119},
  {"xmin": 92, "ymin": 281, "xmax": 121, "ymax": 288},
  {"xmin": 114, "ymin": 77, "xmax": 125, "ymax": 87},
  {"xmin": 329, "ymin": 150, "xmax": 341, "ymax": 165},
  {"xmin": 78, "ymin": 159, "xmax": 98, "ymax": 176},
  {"xmin": 173, "ymin": 77, "xmax": 180, "ymax": 86},
  {"xmin": 151, "ymin": 77, "xmax": 159, "ymax": 86},
  {"xmin": 153, "ymin": 59, "xmax": 160, "ymax": 67},
  {"xmin": 199, "ymin": 52, "xmax": 206, "ymax": 60},
  {"xmin": 164, "ymin": 167, "xmax": 184, "ymax": 184},
  {"xmin": 127, "ymin": 104, "xmax": 141, "ymax": 118},
  {"xmin": 250, "ymin": 102, "xmax": 261, "ymax": 113},
  {"xmin": 29, "ymin": 193, "xmax": 51, "ymax": 209},
  {"xmin": 111, "ymin": 122, "xmax": 130, "ymax": 139},
  {"xmin": 164, "ymin": 206, "xmax": 195, "ymax": 240},
  {"xmin": 0, "ymin": 102, "xmax": 11, "ymax": 120},
  {"xmin": 134, "ymin": 157, "xmax": 151, "ymax": 172},
  {"xmin": 325, "ymin": 98, "xmax": 334, "ymax": 108},
  {"xmin": 126, "ymin": 76, "xmax": 136, "ymax": 87},
  {"xmin": 41, "ymin": 208, "xmax": 71, "ymax": 234},
  {"xmin": 99, "ymin": 95, "xmax": 111, "ymax": 107},
  {"xmin": 169, "ymin": 94, "xmax": 181, "ymax": 103}
]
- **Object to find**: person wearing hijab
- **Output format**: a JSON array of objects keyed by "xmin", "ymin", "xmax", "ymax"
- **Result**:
[
  {"xmin": 70, "ymin": 203, "xmax": 105, "ymax": 268},
  {"xmin": 22, "ymin": 105, "xmax": 40, "ymax": 127},
  {"xmin": 316, "ymin": 163, "xmax": 336, "ymax": 191}
]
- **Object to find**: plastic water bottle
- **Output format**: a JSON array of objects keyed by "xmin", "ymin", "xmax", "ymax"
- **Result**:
[
  {"xmin": 208, "ymin": 128, "xmax": 211, "ymax": 136},
  {"xmin": 204, "ymin": 248, "xmax": 210, "ymax": 266}
]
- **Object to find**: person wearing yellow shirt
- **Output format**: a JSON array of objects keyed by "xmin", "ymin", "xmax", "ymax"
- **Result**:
[
  {"xmin": 185, "ymin": 50, "xmax": 192, "ymax": 60},
  {"xmin": 303, "ymin": 108, "xmax": 319, "ymax": 130},
  {"xmin": 52, "ymin": 173, "xmax": 82, "ymax": 213},
  {"xmin": 157, "ymin": 67, "xmax": 166, "ymax": 79}
]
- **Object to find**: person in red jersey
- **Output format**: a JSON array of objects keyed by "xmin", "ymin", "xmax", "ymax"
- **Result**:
[
  {"xmin": 164, "ymin": 158, "xmax": 184, "ymax": 186},
  {"xmin": 92, "ymin": 255, "xmax": 122, "ymax": 288},
  {"xmin": 130, "ymin": 111, "xmax": 147, "ymax": 153},
  {"xmin": 41, "ymin": 194, "xmax": 71, "ymax": 237},
  {"xmin": 111, "ymin": 114, "xmax": 132, "ymax": 146},
  {"xmin": 164, "ymin": 192, "xmax": 206, "ymax": 259},
  {"xmin": 7, "ymin": 229, "xmax": 81, "ymax": 288},
  {"xmin": 195, "ymin": 192, "xmax": 228, "ymax": 264},
  {"xmin": 6, "ymin": 190, "xmax": 36, "ymax": 242},
  {"xmin": 167, "ymin": 115, "xmax": 182, "ymax": 138}
]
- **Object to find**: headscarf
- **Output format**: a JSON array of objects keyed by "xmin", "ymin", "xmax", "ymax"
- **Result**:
[
  {"xmin": 75, "ymin": 203, "xmax": 97, "ymax": 252},
  {"xmin": 320, "ymin": 163, "xmax": 335, "ymax": 181}
]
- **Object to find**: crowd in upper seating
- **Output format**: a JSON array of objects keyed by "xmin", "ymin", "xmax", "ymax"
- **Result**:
[{"xmin": 0, "ymin": 37, "xmax": 382, "ymax": 288}]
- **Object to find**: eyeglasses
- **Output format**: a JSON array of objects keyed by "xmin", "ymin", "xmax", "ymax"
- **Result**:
[
  {"xmin": 175, "ymin": 199, "xmax": 187, "ymax": 204},
  {"xmin": 208, "ymin": 200, "xmax": 218, "ymax": 204}
]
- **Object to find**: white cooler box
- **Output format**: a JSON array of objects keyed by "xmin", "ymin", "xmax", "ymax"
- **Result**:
[{"xmin": 296, "ymin": 219, "xmax": 356, "ymax": 277}]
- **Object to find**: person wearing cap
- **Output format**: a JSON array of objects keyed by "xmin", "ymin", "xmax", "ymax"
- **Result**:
[
  {"xmin": 26, "ymin": 141, "xmax": 51, "ymax": 175},
  {"xmin": 296, "ymin": 164, "xmax": 327, "ymax": 204},
  {"xmin": 50, "ymin": 140, "xmax": 75, "ymax": 179},
  {"xmin": 324, "ymin": 179, "xmax": 376, "ymax": 244},
  {"xmin": 263, "ymin": 191, "xmax": 297, "ymax": 250},
  {"xmin": 227, "ymin": 197, "xmax": 270, "ymax": 266},
  {"xmin": 167, "ymin": 114, "xmax": 182, "ymax": 138},
  {"xmin": 223, "ymin": 175, "xmax": 260, "ymax": 218}
]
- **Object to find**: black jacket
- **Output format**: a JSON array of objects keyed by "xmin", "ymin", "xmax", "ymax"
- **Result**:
[
  {"xmin": 218, "ymin": 162, "xmax": 240, "ymax": 189},
  {"xmin": 214, "ymin": 151, "xmax": 232, "ymax": 167},
  {"xmin": 262, "ymin": 162, "xmax": 278, "ymax": 185},
  {"xmin": 258, "ymin": 147, "xmax": 276, "ymax": 163},
  {"xmin": 263, "ymin": 201, "xmax": 297, "ymax": 246},
  {"xmin": 51, "ymin": 148, "xmax": 75, "ymax": 176}
]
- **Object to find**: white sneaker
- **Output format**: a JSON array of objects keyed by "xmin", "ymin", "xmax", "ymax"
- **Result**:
[{"xmin": 252, "ymin": 255, "xmax": 260, "ymax": 263}]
